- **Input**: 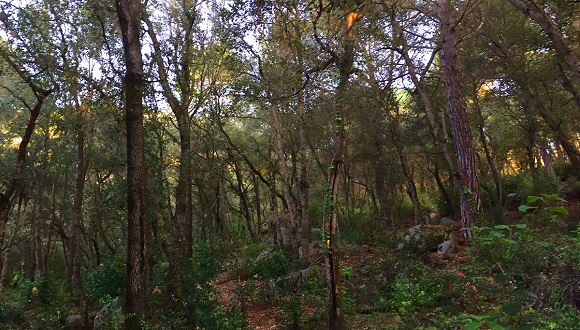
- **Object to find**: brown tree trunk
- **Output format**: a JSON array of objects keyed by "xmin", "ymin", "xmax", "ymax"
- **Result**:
[
  {"xmin": 0, "ymin": 194, "xmax": 23, "ymax": 294},
  {"xmin": 270, "ymin": 103, "xmax": 298, "ymax": 252},
  {"xmin": 116, "ymin": 0, "xmax": 148, "ymax": 327},
  {"xmin": 0, "ymin": 90, "xmax": 52, "ymax": 245},
  {"xmin": 439, "ymin": 0, "xmax": 482, "ymax": 238},
  {"xmin": 69, "ymin": 101, "xmax": 90, "ymax": 327},
  {"xmin": 390, "ymin": 12, "xmax": 464, "ymax": 224},
  {"xmin": 474, "ymin": 100, "xmax": 501, "ymax": 205},
  {"xmin": 557, "ymin": 63, "xmax": 580, "ymax": 110},
  {"xmin": 507, "ymin": 0, "xmax": 580, "ymax": 81},
  {"xmin": 292, "ymin": 2, "xmax": 311, "ymax": 267},
  {"xmin": 174, "ymin": 115, "xmax": 193, "ymax": 261}
]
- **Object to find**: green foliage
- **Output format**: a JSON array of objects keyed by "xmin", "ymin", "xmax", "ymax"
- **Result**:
[
  {"xmin": 83, "ymin": 261, "xmax": 126, "ymax": 305},
  {"xmin": 518, "ymin": 194, "xmax": 569, "ymax": 227},
  {"xmin": 0, "ymin": 303, "xmax": 24, "ymax": 325},
  {"xmin": 282, "ymin": 294, "xmax": 302, "ymax": 330},
  {"xmin": 500, "ymin": 174, "xmax": 560, "ymax": 199},
  {"xmin": 253, "ymin": 246, "xmax": 291, "ymax": 280},
  {"xmin": 0, "ymin": 272, "xmax": 69, "ymax": 329},
  {"xmin": 541, "ymin": 304, "xmax": 580, "ymax": 330},
  {"xmin": 375, "ymin": 262, "xmax": 444, "ymax": 314}
]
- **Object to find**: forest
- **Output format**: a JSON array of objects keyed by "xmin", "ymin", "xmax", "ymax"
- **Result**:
[{"xmin": 1, "ymin": 0, "xmax": 580, "ymax": 329}]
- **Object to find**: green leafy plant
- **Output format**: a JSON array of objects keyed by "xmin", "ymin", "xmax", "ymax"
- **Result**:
[{"xmin": 518, "ymin": 194, "xmax": 569, "ymax": 225}]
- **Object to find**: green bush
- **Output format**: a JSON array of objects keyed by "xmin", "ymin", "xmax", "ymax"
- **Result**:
[
  {"xmin": 375, "ymin": 262, "xmax": 445, "ymax": 314},
  {"xmin": 0, "ymin": 303, "xmax": 24, "ymax": 324},
  {"xmin": 83, "ymin": 261, "xmax": 126, "ymax": 305},
  {"xmin": 254, "ymin": 246, "xmax": 291, "ymax": 280}
]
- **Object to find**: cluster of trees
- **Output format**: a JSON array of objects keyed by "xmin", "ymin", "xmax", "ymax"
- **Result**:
[{"xmin": 0, "ymin": 0, "xmax": 579, "ymax": 328}]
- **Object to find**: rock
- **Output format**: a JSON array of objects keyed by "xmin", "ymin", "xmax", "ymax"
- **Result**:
[
  {"xmin": 94, "ymin": 296, "xmax": 122, "ymax": 329},
  {"xmin": 504, "ymin": 192, "xmax": 521, "ymax": 211},
  {"xmin": 63, "ymin": 315, "xmax": 82, "ymax": 329},
  {"xmin": 437, "ymin": 240, "xmax": 454, "ymax": 255},
  {"xmin": 255, "ymin": 246, "xmax": 276, "ymax": 264},
  {"xmin": 402, "ymin": 225, "xmax": 450, "ymax": 254},
  {"xmin": 93, "ymin": 308, "xmax": 109, "ymax": 329},
  {"xmin": 440, "ymin": 217, "xmax": 455, "ymax": 227},
  {"xmin": 427, "ymin": 209, "xmax": 440, "ymax": 225},
  {"xmin": 310, "ymin": 227, "xmax": 323, "ymax": 241}
]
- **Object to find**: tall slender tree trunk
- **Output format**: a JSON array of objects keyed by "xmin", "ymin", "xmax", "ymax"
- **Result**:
[
  {"xmin": 70, "ymin": 111, "xmax": 89, "ymax": 327},
  {"xmin": 474, "ymin": 101, "xmax": 501, "ymax": 205},
  {"xmin": 439, "ymin": 0, "xmax": 482, "ymax": 238},
  {"xmin": 116, "ymin": 0, "xmax": 148, "ymax": 327},
  {"xmin": 0, "ymin": 89, "xmax": 52, "ymax": 245},
  {"xmin": 175, "ymin": 116, "xmax": 193, "ymax": 261},
  {"xmin": 390, "ymin": 13, "xmax": 464, "ymax": 224},
  {"xmin": 324, "ymin": 3, "xmax": 365, "ymax": 327},
  {"xmin": 292, "ymin": 2, "xmax": 311, "ymax": 267},
  {"xmin": 271, "ymin": 102, "xmax": 298, "ymax": 251}
]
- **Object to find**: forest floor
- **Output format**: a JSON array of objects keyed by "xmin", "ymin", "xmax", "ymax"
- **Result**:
[{"xmin": 212, "ymin": 194, "xmax": 580, "ymax": 329}]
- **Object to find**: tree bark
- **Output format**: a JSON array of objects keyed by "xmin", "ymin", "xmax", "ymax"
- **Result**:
[
  {"xmin": 116, "ymin": 0, "xmax": 148, "ymax": 327},
  {"xmin": 270, "ymin": 102, "xmax": 298, "ymax": 251},
  {"xmin": 474, "ymin": 100, "xmax": 501, "ymax": 205},
  {"xmin": 507, "ymin": 0, "xmax": 580, "ymax": 81},
  {"xmin": 69, "ymin": 99, "xmax": 90, "ymax": 328},
  {"xmin": 439, "ymin": 0, "xmax": 482, "ymax": 238}
]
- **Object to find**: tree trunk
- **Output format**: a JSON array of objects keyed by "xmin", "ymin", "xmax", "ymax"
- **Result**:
[
  {"xmin": 390, "ymin": 12, "xmax": 464, "ymax": 225},
  {"xmin": 507, "ymin": 0, "xmax": 580, "ymax": 81},
  {"xmin": 292, "ymin": 2, "xmax": 311, "ymax": 267},
  {"xmin": 270, "ymin": 103, "xmax": 298, "ymax": 252},
  {"xmin": 439, "ymin": 0, "xmax": 482, "ymax": 238},
  {"xmin": 69, "ymin": 102, "xmax": 90, "ymax": 327},
  {"xmin": 174, "ymin": 115, "xmax": 193, "ymax": 261},
  {"xmin": 116, "ymin": 0, "xmax": 148, "ymax": 327},
  {"xmin": 474, "ymin": 101, "xmax": 501, "ymax": 205},
  {"xmin": 0, "ymin": 194, "xmax": 23, "ymax": 294}
]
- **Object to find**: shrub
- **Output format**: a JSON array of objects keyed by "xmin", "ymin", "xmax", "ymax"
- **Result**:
[
  {"xmin": 83, "ymin": 261, "xmax": 126, "ymax": 305},
  {"xmin": 0, "ymin": 303, "xmax": 24, "ymax": 324},
  {"xmin": 375, "ymin": 261, "xmax": 445, "ymax": 314}
]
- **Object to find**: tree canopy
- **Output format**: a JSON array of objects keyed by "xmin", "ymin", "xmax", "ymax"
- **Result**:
[{"xmin": 0, "ymin": 0, "xmax": 580, "ymax": 329}]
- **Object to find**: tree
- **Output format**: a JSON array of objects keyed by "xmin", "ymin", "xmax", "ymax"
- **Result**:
[
  {"xmin": 438, "ymin": 0, "xmax": 482, "ymax": 237},
  {"xmin": 115, "ymin": 0, "xmax": 147, "ymax": 327}
]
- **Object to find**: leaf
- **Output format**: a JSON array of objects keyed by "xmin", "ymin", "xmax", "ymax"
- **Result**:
[
  {"xmin": 466, "ymin": 246, "xmax": 474, "ymax": 254},
  {"xmin": 500, "ymin": 301, "xmax": 522, "ymax": 315},
  {"xmin": 543, "ymin": 193, "xmax": 563, "ymax": 201},
  {"xmin": 494, "ymin": 225, "xmax": 509, "ymax": 230},
  {"xmin": 500, "ymin": 238, "xmax": 517, "ymax": 245},
  {"xmin": 527, "ymin": 195, "xmax": 542, "ymax": 203},
  {"xmin": 487, "ymin": 322, "xmax": 507, "ymax": 330},
  {"xmin": 487, "ymin": 231, "xmax": 505, "ymax": 239},
  {"xmin": 465, "ymin": 322, "xmax": 482, "ymax": 330},
  {"xmin": 514, "ymin": 223, "xmax": 527, "ymax": 229},
  {"xmin": 536, "ymin": 241, "xmax": 551, "ymax": 248},
  {"xmin": 547, "ymin": 206, "xmax": 569, "ymax": 215},
  {"xmin": 518, "ymin": 205, "xmax": 537, "ymax": 212}
]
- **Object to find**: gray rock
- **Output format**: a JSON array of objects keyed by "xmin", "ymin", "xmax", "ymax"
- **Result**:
[
  {"xmin": 255, "ymin": 246, "xmax": 276, "ymax": 264},
  {"xmin": 63, "ymin": 315, "xmax": 82, "ymax": 329},
  {"xmin": 403, "ymin": 225, "xmax": 450, "ymax": 254},
  {"xmin": 440, "ymin": 217, "xmax": 455, "ymax": 227},
  {"xmin": 437, "ymin": 240, "xmax": 454, "ymax": 255},
  {"xmin": 94, "ymin": 296, "xmax": 122, "ymax": 329},
  {"xmin": 93, "ymin": 305, "xmax": 110, "ymax": 329}
]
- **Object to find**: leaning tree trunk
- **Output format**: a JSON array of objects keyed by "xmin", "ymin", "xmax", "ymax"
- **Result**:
[
  {"xmin": 116, "ymin": 0, "xmax": 148, "ymax": 328},
  {"xmin": 439, "ymin": 0, "xmax": 482, "ymax": 238},
  {"xmin": 507, "ymin": 0, "xmax": 580, "ymax": 81}
]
